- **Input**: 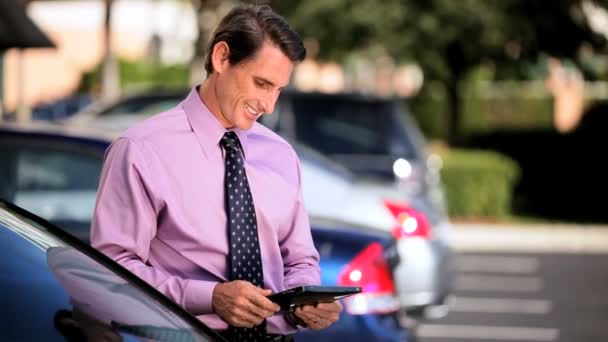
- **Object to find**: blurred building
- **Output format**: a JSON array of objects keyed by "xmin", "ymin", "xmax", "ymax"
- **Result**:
[
  {"xmin": 545, "ymin": 57, "xmax": 584, "ymax": 133},
  {"xmin": 293, "ymin": 57, "xmax": 423, "ymax": 97},
  {"xmin": 2, "ymin": 0, "xmax": 197, "ymax": 112},
  {"xmin": 0, "ymin": 0, "xmax": 55, "ymax": 121}
]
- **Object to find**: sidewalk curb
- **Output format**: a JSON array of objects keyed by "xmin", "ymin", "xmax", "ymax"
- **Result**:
[{"xmin": 449, "ymin": 223, "xmax": 608, "ymax": 254}]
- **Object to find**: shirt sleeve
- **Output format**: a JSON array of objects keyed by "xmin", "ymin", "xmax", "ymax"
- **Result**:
[
  {"xmin": 268, "ymin": 150, "xmax": 321, "ymax": 334},
  {"xmin": 280, "ymin": 150, "xmax": 321, "ymax": 289},
  {"xmin": 90, "ymin": 137, "xmax": 217, "ymax": 315}
]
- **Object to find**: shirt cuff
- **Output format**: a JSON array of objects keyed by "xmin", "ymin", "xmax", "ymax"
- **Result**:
[{"xmin": 184, "ymin": 280, "xmax": 219, "ymax": 315}]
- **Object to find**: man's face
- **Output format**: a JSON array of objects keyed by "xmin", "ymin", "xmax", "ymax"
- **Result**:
[{"xmin": 214, "ymin": 41, "xmax": 294, "ymax": 130}]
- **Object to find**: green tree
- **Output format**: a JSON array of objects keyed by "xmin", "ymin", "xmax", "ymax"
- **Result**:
[{"xmin": 267, "ymin": 0, "xmax": 608, "ymax": 144}]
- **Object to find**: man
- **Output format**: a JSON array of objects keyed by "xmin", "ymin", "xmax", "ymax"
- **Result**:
[{"xmin": 91, "ymin": 4, "xmax": 342, "ymax": 341}]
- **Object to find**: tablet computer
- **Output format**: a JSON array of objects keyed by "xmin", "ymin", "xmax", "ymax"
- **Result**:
[{"xmin": 268, "ymin": 286, "xmax": 362, "ymax": 312}]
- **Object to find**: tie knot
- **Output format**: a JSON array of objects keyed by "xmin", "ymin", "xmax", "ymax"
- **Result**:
[{"xmin": 221, "ymin": 131, "xmax": 241, "ymax": 152}]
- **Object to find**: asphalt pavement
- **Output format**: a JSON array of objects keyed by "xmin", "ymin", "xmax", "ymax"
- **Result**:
[{"xmin": 417, "ymin": 223, "xmax": 608, "ymax": 342}]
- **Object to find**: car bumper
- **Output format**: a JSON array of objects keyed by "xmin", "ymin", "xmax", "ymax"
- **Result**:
[{"xmin": 392, "ymin": 235, "xmax": 451, "ymax": 309}]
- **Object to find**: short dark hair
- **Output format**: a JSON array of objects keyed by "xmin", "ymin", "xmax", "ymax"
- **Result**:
[{"xmin": 204, "ymin": 4, "xmax": 306, "ymax": 75}]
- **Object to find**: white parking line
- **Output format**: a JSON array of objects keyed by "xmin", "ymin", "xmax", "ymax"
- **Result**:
[
  {"xmin": 455, "ymin": 275, "xmax": 543, "ymax": 292},
  {"xmin": 418, "ymin": 324, "xmax": 559, "ymax": 341},
  {"xmin": 449, "ymin": 296, "xmax": 552, "ymax": 314},
  {"xmin": 453, "ymin": 255, "xmax": 540, "ymax": 274}
]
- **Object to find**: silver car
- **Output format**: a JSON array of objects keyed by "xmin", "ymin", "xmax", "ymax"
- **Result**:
[{"xmin": 294, "ymin": 144, "xmax": 451, "ymax": 318}]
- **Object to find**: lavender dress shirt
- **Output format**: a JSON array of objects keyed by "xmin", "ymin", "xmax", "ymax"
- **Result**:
[{"xmin": 91, "ymin": 87, "xmax": 321, "ymax": 334}]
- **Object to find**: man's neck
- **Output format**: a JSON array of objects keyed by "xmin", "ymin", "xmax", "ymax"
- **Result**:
[{"xmin": 199, "ymin": 77, "xmax": 232, "ymax": 129}]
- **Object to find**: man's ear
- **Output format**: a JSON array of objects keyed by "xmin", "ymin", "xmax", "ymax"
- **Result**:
[{"xmin": 211, "ymin": 41, "xmax": 230, "ymax": 74}]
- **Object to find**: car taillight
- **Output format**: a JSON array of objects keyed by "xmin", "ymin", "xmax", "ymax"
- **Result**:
[
  {"xmin": 384, "ymin": 199, "xmax": 431, "ymax": 239},
  {"xmin": 338, "ymin": 242, "xmax": 400, "ymax": 315}
]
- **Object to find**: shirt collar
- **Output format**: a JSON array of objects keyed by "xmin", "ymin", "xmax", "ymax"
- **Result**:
[{"xmin": 182, "ymin": 86, "xmax": 251, "ymax": 159}]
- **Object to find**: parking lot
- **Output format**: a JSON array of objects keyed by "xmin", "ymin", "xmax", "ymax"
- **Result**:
[{"xmin": 419, "ymin": 224, "xmax": 608, "ymax": 342}]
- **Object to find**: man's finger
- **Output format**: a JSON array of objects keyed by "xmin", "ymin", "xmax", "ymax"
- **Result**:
[
  {"xmin": 256, "ymin": 288, "xmax": 273, "ymax": 296},
  {"xmin": 295, "ymin": 307, "xmax": 321, "ymax": 322},
  {"xmin": 233, "ymin": 307, "xmax": 263, "ymax": 327},
  {"xmin": 230, "ymin": 317, "xmax": 253, "ymax": 328},
  {"xmin": 245, "ymin": 288, "xmax": 280, "ymax": 313},
  {"xmin": 298, "ymin": 303, "xmax": 340, "ymax": 322},
  {"xmin": 234, "ymin": 297, "xmax": 267, "ymax": 320},
  {"xmin": 250, "ymin": 295, "xmax": 280, "ymax": 313},
  {"xmin": 300, "ymin": 302, "xmax": 341, "ymax": 315},
  {"xmin": 230, "ymin": 316, "xmax": 253, "ymax": 328},
  {"xmin": 255, "ymin": 287, "xmax": 281, "ymax": 310},
  {"xmin": 244, "ymin": 297, "xmax": 276, "ymax": 318},
  {"xmin": 314, "ymin": 301, "xmax": 343, "ymax": 313}
]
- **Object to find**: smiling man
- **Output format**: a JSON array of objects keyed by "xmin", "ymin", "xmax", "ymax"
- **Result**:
[{"xmin": 91, "ymin": 4, "xmax": 342, "ymax": 342}]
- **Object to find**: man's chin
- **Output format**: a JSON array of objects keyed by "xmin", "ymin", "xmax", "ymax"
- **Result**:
[{"xmin": 236, "ymin": 121, "xmax": 255, "ymax": 131}]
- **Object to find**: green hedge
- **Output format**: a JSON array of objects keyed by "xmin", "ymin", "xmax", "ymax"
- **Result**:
[
  {"xmin": 79, "ymin": 59, "xmax": 189, "ymax": 93},
  {"xmin": 117, "ymin": 60, "xmax": 189, "ymax": 90},
  {"xmin": 407, "ymin": 80, "xmax": 554, "ymax": 141},
  {"xmin": 439, "ymin": 148, "xmax": 520, "ymax": 219}
]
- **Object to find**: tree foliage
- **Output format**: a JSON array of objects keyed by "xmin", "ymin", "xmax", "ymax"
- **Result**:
[
  {"xmin": 265, "ymin": 0, "xmax": 608, "ymax": 143},
  {"xmin": 270, "ymin": 0, "xmax": 606, "ymax": 77}
]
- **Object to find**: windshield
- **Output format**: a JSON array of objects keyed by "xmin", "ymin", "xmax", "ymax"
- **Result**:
[
  {"xmin": 290, "ymin": 95, "xmax": 420, "ymax": 160},
  {"xmin": 0, "ymin": 202, "xmax": 220, "ymax": 342},
  {"xmin": 0, "ymin": 135, "xmax": 105, "ymax": 240}
]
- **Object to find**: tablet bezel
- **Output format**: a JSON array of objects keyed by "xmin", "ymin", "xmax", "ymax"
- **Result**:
[{"xmin": 268, "ymin": 285, "xmax": 362, "ymax": 312}]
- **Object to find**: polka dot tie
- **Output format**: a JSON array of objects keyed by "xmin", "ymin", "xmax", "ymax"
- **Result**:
[{"xmin": 221, "ymin": 131, "xmax": 268, "ymax": 341}]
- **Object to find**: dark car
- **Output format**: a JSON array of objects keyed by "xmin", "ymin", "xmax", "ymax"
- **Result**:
[
  {"xmin": 33, "ymin": 94, "xmax": 93, "ymax": 121},
  {"xmin": 269, "ymin": 92, "xmax": 452, "ymax": 317},
  {"xmin": 0, "ymin": 123, "xmax": 413, "ymax": 341},
  {"xmin": 266, "ymin": 91, "xmax": 449, "ymax": 230},
  {"xmin": 0, "ymin": 199, "xmax": 225, "ymax": 341}
]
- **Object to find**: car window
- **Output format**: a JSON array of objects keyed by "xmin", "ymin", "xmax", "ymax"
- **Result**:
[
  {"xmin": 289, "ymin": 96, "xmax": 419, "ymax": 159},
  {"xmin": 0, "ymin": 135, "xmax": 104, "ymax": 239},
  {"xmin": 0, "ymin": 203, "xmax": 219, "ymax": 342}
]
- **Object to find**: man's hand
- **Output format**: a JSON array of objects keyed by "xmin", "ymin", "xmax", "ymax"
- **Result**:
[
  {"xmin": 212, "ymin": 281, "xmax": 280, "ymax": 328},
  {"xmin": 294, "ymin": 301, "xmax": 343, "ymax": 330}
]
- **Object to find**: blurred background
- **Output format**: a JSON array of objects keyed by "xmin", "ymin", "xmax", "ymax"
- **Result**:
[
  {"xmin": 5, "ymin": 0, "xmax": 608, "ymax": 223},
  {"xmin": 3, "ymin": 0, "xmax": 608, "ymax": 341}
]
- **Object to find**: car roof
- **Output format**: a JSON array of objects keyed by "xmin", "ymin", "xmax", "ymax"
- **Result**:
[
  {"xmin": 73, "ymin": 88, "xmax": 399, "ymax": 117},
  {"xmin": 282, "ymin": 89, "xmax": 401, "ymax": 104},
  {"xmin": 0, "ymin": 121, "xmax": 118, "ymax": 143}
]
